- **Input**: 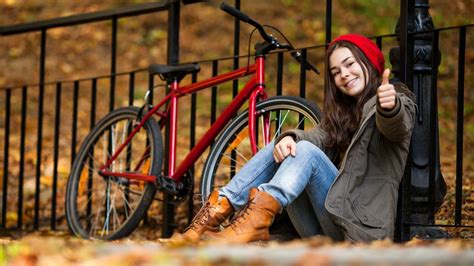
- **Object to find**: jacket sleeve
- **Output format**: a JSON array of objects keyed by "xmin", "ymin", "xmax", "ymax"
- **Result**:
[{"xmin": 376, "ymin": 82, "xmax": 417, "ymax": 142}]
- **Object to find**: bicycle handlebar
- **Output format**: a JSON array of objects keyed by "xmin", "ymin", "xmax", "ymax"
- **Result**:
[
  {"xmin": 220, "ymin": 2, "xmax": 320, "ymax": 75},
  {"xmin": 291, "ymin": 51, "xmax": 321, "ymax": 74},
  {"xmin": 220, "ymin": 2, "xmax": 253, "ymax": 25}
]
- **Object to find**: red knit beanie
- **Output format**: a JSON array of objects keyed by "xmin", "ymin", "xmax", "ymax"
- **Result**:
[{"xmin": 329, "ymin": 34, "xmax": 385, "ymax": 75}]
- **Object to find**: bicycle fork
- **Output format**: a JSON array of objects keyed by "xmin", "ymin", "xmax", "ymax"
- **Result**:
[{"xmin": 249, "ymin": 56, "xmax": 270, "ymax": 154}]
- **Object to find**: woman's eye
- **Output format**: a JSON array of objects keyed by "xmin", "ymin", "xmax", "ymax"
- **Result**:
[
  {"xmin": 347, "ymin": 62, "xmax": 354, "ymax": 68},
  {"xmin": 332, "ymin": 71, "xmax": 340, "ymax": 77}
]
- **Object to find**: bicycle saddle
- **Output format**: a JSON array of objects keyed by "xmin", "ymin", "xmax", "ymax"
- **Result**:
[{"xmin": 149, "ymin": 63, "xmax": 200, "ymax": 80}]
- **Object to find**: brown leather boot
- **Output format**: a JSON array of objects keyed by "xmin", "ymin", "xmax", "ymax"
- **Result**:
[
  {"xmin": 170, "ymin": 190, "xmax": 233, "ymax": 243},
  {"xmin": 206, "ymin": 188, "xmax": 281, "ymax": 243}
]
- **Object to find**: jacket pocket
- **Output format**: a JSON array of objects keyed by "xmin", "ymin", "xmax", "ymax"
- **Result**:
[
  {"xmin": 352, "ymin": 199, "xmax": 385, "ymax": 228},
  {"xmin": 351, "ymin": 180, "xmax": 392, "ymax": 229}
]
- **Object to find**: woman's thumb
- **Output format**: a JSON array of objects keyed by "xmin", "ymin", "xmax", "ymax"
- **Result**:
[{"xmin": 382, "ymin": 68, "xmax": 391, "ymax": 85}]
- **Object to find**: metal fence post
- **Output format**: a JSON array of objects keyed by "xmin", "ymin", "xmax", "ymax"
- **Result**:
[
  {"xmin": 162, "ymin": 0, "xmax": 180, "ymax": 238},
  {"xmin": 34, "ymin": 29, "xmax": 47, "ymax": 230},
  {"xmin": 390, "ymin": 0, "xmax": 447, "ymax": 240}
]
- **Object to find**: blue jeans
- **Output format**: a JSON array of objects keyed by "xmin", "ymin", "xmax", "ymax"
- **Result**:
[{"xmin": 219, "ymin": 140, "xmax": 343, "ymax": 240}]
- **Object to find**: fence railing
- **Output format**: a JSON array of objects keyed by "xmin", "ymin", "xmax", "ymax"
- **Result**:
[
  {"xmin": 0, "ymin": 0, "xmax": 194, "ymax": 236},
  {"xmin": 1, "ymin": 0, "xmax": 473, "ymax": 240}
]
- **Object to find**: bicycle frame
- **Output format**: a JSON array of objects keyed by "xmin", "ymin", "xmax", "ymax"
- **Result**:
[{"xmin": 99, "ymin": 56, "xmax": 272, "ymax": 184}]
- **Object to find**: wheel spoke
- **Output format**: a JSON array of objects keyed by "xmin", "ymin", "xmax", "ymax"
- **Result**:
[
  {"xmin": 90, "ymin": 186, "xmax": 106, "ymax": 236},
  {"xmin": 272, "ymin": 109, "xmax": 290, "ymax": 140},
  {"xmin": 67, "ymin": 107, "xmax": 161, "ymax": 240}
]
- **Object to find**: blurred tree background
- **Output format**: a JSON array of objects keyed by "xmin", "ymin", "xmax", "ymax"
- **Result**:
[{"xmin": 1, "ymin": 0, "xmax": 472, "ymax": 86}]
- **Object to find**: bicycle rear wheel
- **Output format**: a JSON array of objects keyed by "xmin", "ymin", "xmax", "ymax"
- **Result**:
[
  {"xmin": 66, "ymin": 106, "xmax": 163, "ymax": 240},
  {"xmin": 201, "ymin": 96, "xmax": 322, "ymax": 200}
]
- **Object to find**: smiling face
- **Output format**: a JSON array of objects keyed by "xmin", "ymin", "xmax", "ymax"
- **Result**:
[{"xmin": 329, "ymin": 47, "xmax": 368, "ymax": 98}]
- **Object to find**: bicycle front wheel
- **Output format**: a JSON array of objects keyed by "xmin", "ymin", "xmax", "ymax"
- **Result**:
[
  {"xmin": 66, "ymin": 106, "xmax": 163, "ymax": 240},
  {"xmin": 201, "ymin": 96, "xmax": 322, "ymax": 200}
]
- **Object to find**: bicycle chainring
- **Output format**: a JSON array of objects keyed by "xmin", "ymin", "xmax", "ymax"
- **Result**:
[{"xmin": 156, "ymin": 172, "xmax": 194, "ymax": 203}]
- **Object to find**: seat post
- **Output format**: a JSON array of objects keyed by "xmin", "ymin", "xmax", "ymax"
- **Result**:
[{"xmin": 167, "ymin": 78, "xmax": 180, "ymax": 178}]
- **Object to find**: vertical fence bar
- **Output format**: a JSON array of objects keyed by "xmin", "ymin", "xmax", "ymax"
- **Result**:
[
  {"xmin": 325, "ymin": 0, "xmax": 332, "ymax": 45},
  {"xmin": 91, "ymin": 79, "xmax": 97, "ymax": 132},
  {"xmin": 51, "ymin": 82, "xmax": 62, "ymax": 230},
  {"xmin": 398, "ymin": 0, "xmax": 415, "ymax": 241},
  {"xmin": 34, "ymin": 29, "xmax": 47, "ymax": 230},
  {"xmin": 125, "ymin": 72, "xmax": 134, "ymax": 205},
  {"xmin": 148, "ymin": 74, "xmax": 154, "ymax": 104},
  {"xmin": 17, "ymin": 86, "xmax": 28, "ymax": 229},
  {"xmin": 211, "ymin": 60, "xmax": 218, "ymax": 125},
  {"xmin": 129, "ymin": 72, "xmax": 135, "ymax": 106},
  {"xmin": 147, "ymin": 74, "xmax": 154, "ymax": 222},
  {"xmin": 167, "ymin": 3, "xmax": 180, "ymax": 65},
  {"xmin": 455, "ymin": 26, "xmax": 466, "ymax": 226},
  {"xmin": 162, "ymin": 0, "xmax": 180, "ymax": 238},
  {"xmin": 125, "ymin": 74, "xmax": 134, "ymax": 207},
  {"xmin": 299, "ymin": 49, "xmax": 307, "ymax": 99},
  {"xmin": 232, "ymin": 0, "xmax": 240, "ymax": 97},
  {"xmin": 126, "ymin": 73, "xmax": 135, "ymax": 204},
  {"xmin": 86, "ymin": 79, "xmax": 97, "ymax": 225},
  {"xmin": 2, "ymin": 89, "xmax": 11, "ymax": 229},
  {"xmin": 428, "ymin": 30, "xmax": 439, "ymax": 221},
  {"xmin": 299, "ymin": 49, "xmax": 308, "ymax": 131},
  {"xmin": 188, "ymin": 72, "xmax": 198, "ymax": 223},
  {"xmin": 110, "ymin": 17, "xmax": 118, "ymax": 112},
  {"xmin": 71, "ymin": 81, "xmax": 79, "ymax": 165},
  {"xmin": 376, "ymin": 36, "xmax": 383, "ymax": 50},
  {"xmin": 298, "ymin": 49, "xmax": 307, "ymax": 131},
  {"xmin": 276, "ymin": 52, "xmax": 283, "ymax": 96},
  {"xmin": 399, "ymin": 2, "xmax": 415, "ymax": 89},
  {"xmin": 324, "ymin": 0, "xmax": 332, "ymax": 93},
  {"xmin": 229, "ymin": 0, "xmax": 241, "ymax": 185}
]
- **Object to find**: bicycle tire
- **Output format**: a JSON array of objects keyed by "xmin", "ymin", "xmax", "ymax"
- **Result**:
[
  {"xmin": 66, "ymin": 106, "xmax": 163, "ymax": 240},
  {"xmin": 201, "ymin": 96, "xmax": 322, "ymax": 200}
]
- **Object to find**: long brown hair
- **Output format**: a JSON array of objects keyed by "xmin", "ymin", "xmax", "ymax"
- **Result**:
[{"xmin": 321, "ymin": 41, "xmax": 382, "ymax": 154}]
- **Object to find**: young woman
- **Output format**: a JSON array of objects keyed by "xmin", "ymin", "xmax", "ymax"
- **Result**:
[{"xmin": 172, "ymin": 34, "xmax": 416, "ymax": 243}]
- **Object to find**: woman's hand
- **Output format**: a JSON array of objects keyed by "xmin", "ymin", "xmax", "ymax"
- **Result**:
[
  {"xmin": 273, "ymin": 136, "xmax": 297, "ymax": 163},
  {"xmin": 377, "ymin": 69, "xmax": 397, "ymax": 110}
]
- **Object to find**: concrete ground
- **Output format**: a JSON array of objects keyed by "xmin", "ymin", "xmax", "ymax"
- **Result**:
[{"xmin": 2, "ymin": 235, "xmax": 473, "ymax": 265}]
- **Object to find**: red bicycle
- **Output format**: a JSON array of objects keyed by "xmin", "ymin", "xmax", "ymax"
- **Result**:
[{"xmin": 66, "ymin": 3, "xmax": 322, "ymax": 240}]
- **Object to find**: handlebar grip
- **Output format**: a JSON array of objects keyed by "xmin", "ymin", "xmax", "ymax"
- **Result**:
[{"xmin": 220, "ymin": 2, "xmax": 252, "ymax": 23}]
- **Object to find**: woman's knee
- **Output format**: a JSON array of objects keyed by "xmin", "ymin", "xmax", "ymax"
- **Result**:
[
  {"xmin": 251, "ymin": 141, "xmax": 275, "ymax": 160},
  {"xmin": 295, "ymin": 141, "xmax": 325, "ymax": 159}
]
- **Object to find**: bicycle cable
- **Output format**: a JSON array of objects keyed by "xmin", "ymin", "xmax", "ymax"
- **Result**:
[
  {"xmin": 244, "ymin": 25, "xmax": 294, "ymax": 70},
  {"xmin": 144, "ymin": 84, "xmax": 167, "ymax": 102},
  {"xmin": 245, "ymin": 27, "xmax": 259, "ymax": 71}
]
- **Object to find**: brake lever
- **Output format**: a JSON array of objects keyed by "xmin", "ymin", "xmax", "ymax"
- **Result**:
[{"xmin": 290, "ymin": 51, "xmax": 320, "ymax": 75}]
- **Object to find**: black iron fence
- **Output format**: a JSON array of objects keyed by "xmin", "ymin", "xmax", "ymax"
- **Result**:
[{"xmin": 0, "ymin": 0, "xmax": 472, "ymax": 240}]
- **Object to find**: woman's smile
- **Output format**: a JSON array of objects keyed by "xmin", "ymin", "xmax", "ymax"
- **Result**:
[{"xmin": 344, "ymin": 78, "xmax": 359, "ymax": 89}]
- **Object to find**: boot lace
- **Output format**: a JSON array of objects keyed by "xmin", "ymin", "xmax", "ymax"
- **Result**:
[
  {"xmin": 229, "ymin": 201, "xmax": 254, "ymax": 230},
  {"xmin": 186, "ymin": 201, "xmax": 212, "ymax": 231}
]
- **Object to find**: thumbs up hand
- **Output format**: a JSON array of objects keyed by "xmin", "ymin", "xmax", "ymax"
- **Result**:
[{"xmin": 377, "ymin": 69, "xmax": 397, "ymax": 110}]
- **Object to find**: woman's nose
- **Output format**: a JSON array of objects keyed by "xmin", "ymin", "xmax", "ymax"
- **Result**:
[{"xmin": 340, "ymin": 67, "xmax": 350, "ymax": 78}]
